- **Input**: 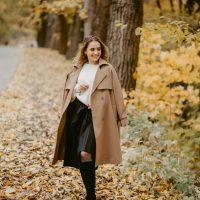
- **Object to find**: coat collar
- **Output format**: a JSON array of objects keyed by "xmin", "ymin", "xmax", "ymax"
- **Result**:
[
  {"xmin": 73, "ymin": 58, "xmax": 109, "ymax": 95},
  {"xmin": 91, "ymin": 65, "xmax": 107, "ymax": 94},
  {"xmin": 74, "ymin": 58, "xmax": 109, "ymax": 69},
  {"xmin": 91, "ymin": 58, "xmax": 109, "ymax": 94}
]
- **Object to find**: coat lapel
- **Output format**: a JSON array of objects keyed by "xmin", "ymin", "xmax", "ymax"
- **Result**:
[
  {"xmin": 91, "ymin": 58, "xmax": 108, "ymax": 94},
  {"xmin": 62, "ymin": 67, "xmax": 81, "ymax": 113},
  {"xmin": 70, "ymin": 68, "xmax": 82, "ymax": 88},
  {"xmin": 64, "ymin": 58, "xmax": 108, "ymax": 99},
  {"xmin": 91, "ymin": 68, "xmax": 107, "ymax": 94}
]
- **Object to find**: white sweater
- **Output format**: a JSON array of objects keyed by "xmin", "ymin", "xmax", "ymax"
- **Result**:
[{"xmin": 72, "ymin": 63, "xmax": 99, "ymax": 105}]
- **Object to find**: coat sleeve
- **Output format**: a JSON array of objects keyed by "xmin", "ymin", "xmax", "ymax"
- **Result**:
[
  {"xmin": 58, "ymin": 73, "xmax": 68, "ymax": 119},
  {"xmin": 111, "ymin": 67, "xmax": 127, "ymax": 127},
  {"xmin": 58, "ymin": 68, "xmax": 74, "ymax": 118}
]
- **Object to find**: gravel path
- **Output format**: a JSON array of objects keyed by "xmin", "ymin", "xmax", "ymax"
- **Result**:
[{"xmin": 0, "ymin": 46, "xmax": 19, "ymax": 93}]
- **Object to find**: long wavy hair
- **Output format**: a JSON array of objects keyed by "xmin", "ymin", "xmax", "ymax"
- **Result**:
[{"xmin": 73, "ymin": 35, "xmax": 109, "ymax": 67}]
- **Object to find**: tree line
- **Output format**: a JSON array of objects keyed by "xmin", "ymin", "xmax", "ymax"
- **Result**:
[
  {"xmin": 35, "ymin": 0, "xmax": 199, "ymax": 90},
  {"xmin": 36, "ymin": 0, "xmax": 143, "ymax": 90},
  {"xmin": 0, "ymin": 0, "xmax": 197, "ymax": 90}
]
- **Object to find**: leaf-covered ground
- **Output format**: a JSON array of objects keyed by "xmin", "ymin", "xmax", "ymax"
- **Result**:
[{"xmin": 0, "ymin": 48, "xmax": 182, "ymax": 200}]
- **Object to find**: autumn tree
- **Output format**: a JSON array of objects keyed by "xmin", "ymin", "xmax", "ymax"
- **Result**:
[
  {"xmin": 107, "ymin": 0, "xmax": 143, "ymax": 90},
  {"xmin": 66, "ymin": 13, "xmax": 82, "ymax": 59},
  {"xmin": 36, "ymin": 0, "xmax": 82, "ymax": 55},
  {"xmin": 185, "ymin": 0, "xmax": 200, "ymax": 14},
  {"xmin": 83, "ymin": 0, "xmax": 95, "ymax": 37},
  {"xmin": 0, "ymin": 0, "xmax": 33, "ymax": 44},
  {"xmin": 48, "ymin": 14, "xmax": 69, "ymax": 54},
  {"xmin": 156, "ymin": 0, "xmax": 200, "ymax": 14},
  {"xmin": 91, "ymin": 0, "xmax": 111, "ymax": 43},
  {"xmin": 36, "ymin": 3, "xmax": 69, "ymax": 54}
]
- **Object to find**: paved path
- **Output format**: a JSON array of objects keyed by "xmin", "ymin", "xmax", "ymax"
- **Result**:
[{"xmin": 0, "ymin": 46, "xmax": 19, "ymax": 92}]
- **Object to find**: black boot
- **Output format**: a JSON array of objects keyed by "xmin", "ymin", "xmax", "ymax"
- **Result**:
[{"xmin": 80, "ymin": 161, "xmax": 96, "ymax": 200}]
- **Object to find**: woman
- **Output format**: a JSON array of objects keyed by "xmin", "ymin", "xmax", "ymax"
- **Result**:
[{"xmin": 52, "ymin": 35, "xmax": 127, "ymax": 200}]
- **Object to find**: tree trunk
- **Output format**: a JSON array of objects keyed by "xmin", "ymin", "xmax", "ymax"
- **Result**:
[
  {"xmin": 179, "ymin": 0, "xmax": 183, "ymax": 13},
  {"xmin": 170, "ymin": 0, "xmax": 175, "ymax": 12},
  {"xmin": 92, "ymin": 0, "xmax": 111, "ymax": 43},
  {"xmin": 156, "ymin": 0, "xmax": 162, "ymax": 10},
  {"xmin": 66, "ymin": 14, "xmax": 82, "ymax": 59},
  {"xmin": 36, "ymin": 0, "xmax": 52, "ymax": 47},
  {"xmin": 37, "ymin": 12, "xmax": 48, "ymax": 47},
  {"xmin": 49, "ymin": 14, "xmax": 69, "ymax": 54},
  {"xmin": 107, "ymin": 0, "xmax": 143, "ymax": 90},
  {"xmin": 84, "ymin": 0, "xmax": 96, "ymax": 37},
  {"xmin": 58, "ymin": 14, "xmax": 69, "ymax": 54},
  {"xmin": 45, "ymin": 13, "xmax": 55, "ymax": 48}
]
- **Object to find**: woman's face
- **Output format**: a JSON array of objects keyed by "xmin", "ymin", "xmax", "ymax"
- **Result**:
[{"xmin": 85, "ymin": 41, "xmax": 101, "ymax": 64}]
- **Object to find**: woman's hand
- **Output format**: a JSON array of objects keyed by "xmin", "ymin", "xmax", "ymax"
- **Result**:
[
  {"xmin": 79, "ymin": 82, "xmax": 89, "ymax": 93},
  {"xmin": 88, "ymin": 104, "xmax": 91, "ymax": 109}
]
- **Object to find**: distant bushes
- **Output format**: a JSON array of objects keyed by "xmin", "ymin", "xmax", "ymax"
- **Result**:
[{"xmin": 123, "ymin": 19, "xmax": 200, "ymax": 198}]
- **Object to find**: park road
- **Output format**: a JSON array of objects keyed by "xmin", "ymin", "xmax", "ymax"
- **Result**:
[{"xmin": 0, "ymin": 46, "xmax": 19, "ymax": 93}]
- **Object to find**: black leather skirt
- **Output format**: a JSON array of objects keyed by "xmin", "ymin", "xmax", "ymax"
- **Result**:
[{"xmin": 63, "ymin": 97, "xmax": 96, "ymax": 169}]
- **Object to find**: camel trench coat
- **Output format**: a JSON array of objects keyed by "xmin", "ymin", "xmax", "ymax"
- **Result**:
[{"xmin": 52, "ymin": 58, "xmax": 127, "ymax": 167}]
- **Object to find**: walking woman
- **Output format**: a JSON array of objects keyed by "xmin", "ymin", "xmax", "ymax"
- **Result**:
[{"xmin": 52, "ymin": 35, "xmax": 127, "ymax": 199}]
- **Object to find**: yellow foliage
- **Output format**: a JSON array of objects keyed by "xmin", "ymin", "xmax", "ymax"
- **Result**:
[
  {"xmin": 0, "ymin": 2, "xmax": 7, "ymax": 11},
  {"xmin": 130, "ymin": 22, "xmax": 200, "ymax": 125},
  {"xmin": 33, "ymin": 0, "xmax": 83, "ymax": 22}
]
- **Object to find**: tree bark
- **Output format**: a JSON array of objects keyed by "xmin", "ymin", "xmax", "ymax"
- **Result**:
[
  {"xmin": 58, "ymin": 14, "xmax": 69, "ymax": 54},
  {"xmin": 84, "ymin": 0, "xmax": 96, "ymax": 37},
  {"xmin": 179, "ymin": 0, "xmax": 183, "ymax": 13},
  {"xmin": 44, "ymin": 13, "xmax": 55, "ymax": 48},
  {"xmin": 36, "ymin": 0, "xmax": 52, "ymax": 47},
  {"xmin": 66, "ymin": 14, "xmax": 82, "ymax": 59},
  {"xmin": 170, "ymin": 0, "xmax": 175, "ymax": 12},
  {"xmin": 107, "ymin": 0, "xmax": 143, "ymax": 90},
  {"xmin": 37, "ymin": 12, "xmax": 48, "ymax": 47},
  {"xmin": 48, "ymin": 14, "xmax": 69, "ymax": 54},
  {"xmin": 92, "ymin": 0, "xmax": 111, "ymax": 43}
]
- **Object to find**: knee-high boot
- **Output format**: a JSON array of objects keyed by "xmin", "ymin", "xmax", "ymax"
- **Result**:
[{"xmin": 80, "ymin": 161, "xmax": 96, "ymax": 200}]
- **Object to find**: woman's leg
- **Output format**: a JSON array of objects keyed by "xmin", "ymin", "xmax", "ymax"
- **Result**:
[
  {"xmin": 80, "ymin": 151, "xmax": 96, "ymax": 200},
  {"xmin": 80, "ymin": 151, "xmax": 92, "ymax": 162}
]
